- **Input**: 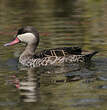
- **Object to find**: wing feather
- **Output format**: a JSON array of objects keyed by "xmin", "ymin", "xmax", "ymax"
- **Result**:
[{"xmin": 34, "ymin": 47, "xmax": 82, "ymax": 58}]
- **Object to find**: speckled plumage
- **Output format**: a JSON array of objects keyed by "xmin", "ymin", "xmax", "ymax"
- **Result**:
[
  {"xmin": 4, "ymin": 26, "xmax": 98, "ymax": 68},
  {"xmin": 19, "ymin": 51, "xmax": 97, "ymax": 68}
]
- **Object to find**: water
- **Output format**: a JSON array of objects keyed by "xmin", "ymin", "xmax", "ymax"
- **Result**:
[{"xmin": 0, "ymin": 0, "xmax": 107, "ymax": 110}]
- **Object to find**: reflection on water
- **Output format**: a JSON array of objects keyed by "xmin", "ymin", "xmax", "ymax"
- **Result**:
[
  {"xmin": 7, "ymin": 62, "xmax": 97, "ymax": 104},
  {"xmin": 15, "ymin": 64, "xmax": 83, "ymax": 103},
  {"xmin": 0, "ymin": 0, "xmax": 107, "ymax": 110},
  {"xmin": 19, "ymin": 68, "xmax": 40, "ymax": 102}
]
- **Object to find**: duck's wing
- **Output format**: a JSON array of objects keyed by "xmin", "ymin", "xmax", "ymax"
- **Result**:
[{"xmin": 34, "ymin": 47, "xmax": 82, "ymax": 58}]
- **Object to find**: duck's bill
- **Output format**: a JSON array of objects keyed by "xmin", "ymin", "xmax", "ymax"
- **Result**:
[{"xmin": 4, "ymin": 37, "xmax": 20, "ymax": 46}]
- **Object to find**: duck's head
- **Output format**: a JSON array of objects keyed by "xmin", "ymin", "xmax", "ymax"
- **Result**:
[{"xmin": 4, "ymin": 26, "xmax": 39, "ymax": 46}]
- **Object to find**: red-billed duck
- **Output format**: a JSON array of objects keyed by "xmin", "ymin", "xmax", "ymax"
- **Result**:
[{"xmin": 4, "ymin": 26, "xmax": 98, "ymax": 68}]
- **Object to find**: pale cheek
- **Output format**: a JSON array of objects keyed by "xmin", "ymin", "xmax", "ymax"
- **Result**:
[
  {"xmin": 22, "ymin": 37, "xmax": 34, "ymax": 43},
  {"xmin": 17, "ymin": 33, "xmax": 35, "ymax": 43}
]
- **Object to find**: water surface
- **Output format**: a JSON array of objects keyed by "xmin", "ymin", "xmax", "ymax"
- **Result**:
[{"xmin": 0, "ymin": 0, "xmax": 107, "ymax": 110}]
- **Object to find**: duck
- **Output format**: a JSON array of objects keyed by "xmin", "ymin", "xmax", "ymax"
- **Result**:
[{"xmin": 4, "ymin": 26, "xmax": 98, "ymax": 68}]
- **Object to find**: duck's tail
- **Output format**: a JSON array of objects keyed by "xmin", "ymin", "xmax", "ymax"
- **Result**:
[{"xmin": 86, "ymin": 51, "xmax": 98, "ymax": 60}]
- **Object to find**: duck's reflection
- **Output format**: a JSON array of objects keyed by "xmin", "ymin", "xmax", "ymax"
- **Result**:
[
  {"xmin": 19, "ymin": 68, "xmax": 40, "ymax": 102},
  {"xmin": 8, "ymin": 62, "xmax": 96, "ymax": 103},
  {"xmin": 17, "ymin": 64, "xmax": 82, "ymax": 102}
]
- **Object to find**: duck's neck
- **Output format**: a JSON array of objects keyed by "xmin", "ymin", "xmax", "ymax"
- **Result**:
[{"xmin": 20, "ymin": 43, "xmax": 37, "ymax": 59}]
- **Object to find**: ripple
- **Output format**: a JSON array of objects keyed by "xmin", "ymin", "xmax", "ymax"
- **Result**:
[
  {"xmin": 96, "ymin": 85, "xmax": 107, "ymax": 89},
  {"xmin": 98, "ymin": 76, "xmax": 107, "ymax": 81},
  {"xmin": 72, "ymin": 98, "xmax": 104, "ymax": 108},
  {"xmin": 0, "ymin": 101, "xmax": 17, "ymax": 106}
]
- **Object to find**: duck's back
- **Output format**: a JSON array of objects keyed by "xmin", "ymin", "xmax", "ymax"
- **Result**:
[{"xmin": 34, "ymin": 47, "xmax": 82, "ymax": 58}]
